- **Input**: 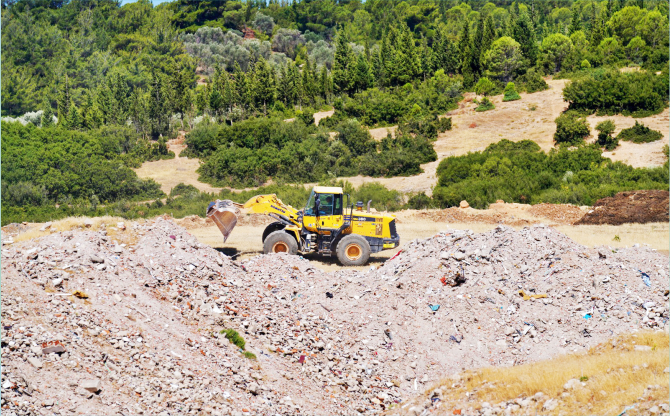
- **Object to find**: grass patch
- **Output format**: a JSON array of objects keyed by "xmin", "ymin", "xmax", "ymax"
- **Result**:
[
  {"xmin": 243, "ymin": 351, "xmax": 257, "ymax": 360},
  {"xmin": 220, "ymin": 328, "xmax": 246, "ymax": 350},
  {"xmin": 426, "ymin": 331, "xmax": 669, "ymax": 416},
  {"xmin": 475, "ymin": 97, "xmax": 495, "ymax": 112}
]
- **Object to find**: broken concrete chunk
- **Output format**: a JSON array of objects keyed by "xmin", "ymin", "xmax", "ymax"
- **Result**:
[
  {"xmin": 80, "ymin": 379, "xmax": 101, "ymax": 393},
  {"xmin": 27, "ymin": 357, "xmax": 43, "ymax": 368},
  {"xmin": 90, "ymin": 254, "xmax": 104, "ymax": 263},
  {"xmin": 39, "ymin": 222, "xmax": 53, "ymax": 232},
  {"xmin": 42, "ymin": 345, "xmax": 66, "ymax": 355}
]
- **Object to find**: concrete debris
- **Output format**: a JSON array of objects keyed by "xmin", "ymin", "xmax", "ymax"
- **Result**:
[{"xmin": 1, "ymin": 218, "xmax": 668, "ymax": 416}]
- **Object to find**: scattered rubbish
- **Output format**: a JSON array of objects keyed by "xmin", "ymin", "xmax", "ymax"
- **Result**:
[
  {"xmin": 429, "ymin": 304, "xmax": 440, "ymax": 312},
  {"xmin": 326, "ymin": 292, "xmax": 333, "ymax": 298},
  {"xmin": 384, "ymin": 329, "xmax": 392, "ymax": 340},
  {"xmin": 518, "ymin": 290, "xmax": 547, "ymax": 300},
  {"xmin": 169, "ymin": 235, "xmax": 176, "ymax": 240},
  {"xmin": 389, "ymin": 250, "xmax": 402, "ymax": 261},
  {"xmin": 639, "ymin": 271, "xmax": 651, "ymax": 287},
  {"xmin": 583, "ymin": 314, "xmax": 592, "ymax": 320},
  {"xmin": 72, "ymin": 290, "xmax": 88, "ymax": 299},
  {"xmin": 298, "ymin": 355, "xmax": 306, "ymax": 364}
]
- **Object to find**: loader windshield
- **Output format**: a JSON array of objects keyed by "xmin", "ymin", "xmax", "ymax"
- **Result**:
[{"xmin": 305, "ymin": 191, "xmax": 342, "ymax": 216}]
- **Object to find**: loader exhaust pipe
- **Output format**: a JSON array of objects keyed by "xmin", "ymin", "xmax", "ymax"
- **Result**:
[{"xmin": 367, "ymin": 200, "xmax": 372, "ymax": 213}]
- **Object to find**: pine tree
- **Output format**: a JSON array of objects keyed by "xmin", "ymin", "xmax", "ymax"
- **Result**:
[
  {"xmin": 354, "ymin": 53, "xmax": 373, "ymax": 92},
  {"xmin": 420, "ymin": 36, "xmax": 433, "ymax": 80},
  {"xmin": 56, "ymin": 76, "xmax": 71, "ymax": 127},
  {"xmin": 81, "ymin": 92, "xmax": 103, "ymax": 130},
  {"xmin": 458, "ymin": 20, "xmax": 471, "ymax": 74},
  {"xmin": 332, "ymin": 30, "xmax": 354, "ymax": 94},
  {"xmin": 278, "ymin": 64, "xmax": 290, "ymax": 104},
  {"xmin": 172, "ymin": 66, "xmax": 192, "ymax": 128},
  {"xmin": 471, "ymin": 16, "xmax": 485, "ymax": 77},
  {"xmin": 41, "ymin": 98, "xmax": 55, "ymax": 127},
  {"xmin": 569, "ymin": 6, "xmax": 582, "ymax": 35},
  {"xmin": 233, "ymin": 62, "xmax": 249, "ymax": 111},
  {"xmin": 209, "ymin": 89, "xmax": 224, "ymax": 120},
  {"xmin": 67, "ymin": 101, "xmax": 82, "ymax": 130},
  {"xmin": 590, "ymin": 11, "xmax": 605, "ymax": 48},
  {"xmin": 254, "ymin": 58, "xmax": 275, "ymax": 114},
  {"xmin": 130, "ymin": 88, "xmax": 149, "ymax": 137},
  {"xmin": 319, "ymin": 66, "xmax": 330, "ymax": 101},
  {"xmin": 432, "ymin": 29, "xmax": 460, "ymax": 75},
  {"xmin": 148, "ymin": 72, "xmax": 169, "ymax": 139},
  {"xmin": 195, "ymin": 86, "xmax": 209, "ymax": 115},
  {"xmin": 513, "ymin": 11, "xmax": 539, "ymax": 67},
  {"xmin": 482, "ymin": 15, "xmax": 496, "ymax": 55},
  {"xmin": 286, "ymin": 63, "xmax": 302, "ymax": 107}
]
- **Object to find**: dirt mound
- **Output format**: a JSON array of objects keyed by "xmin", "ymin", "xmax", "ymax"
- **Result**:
[
  {"xmin": 576, "ymin": 190, "xmax": 669, "ymax": 225},
  {"xmin": 527, "ymin": 203, "xmax": 586, "ymax": 225},
  {"xmin": 2, "ymin": 218, "xmax": 667, "ymax": 415}
]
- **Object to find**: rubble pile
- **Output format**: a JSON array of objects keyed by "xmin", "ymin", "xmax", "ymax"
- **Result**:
[{"xmin": 2, "ymin": 218, "xmax": 668, "ymax": 415}]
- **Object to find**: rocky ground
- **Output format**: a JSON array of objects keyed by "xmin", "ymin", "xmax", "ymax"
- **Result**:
[{"xmin": 1, "ymin": 217, "xmax": 668, "ymax": 415}]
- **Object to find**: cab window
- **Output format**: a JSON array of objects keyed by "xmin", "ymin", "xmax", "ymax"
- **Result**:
[
  {"xmin": 333, "ymin": 193, "xmax": 343, "ymax": 215},
  {"xmin": 318, "ymin": 194, "xmax": 334, "ymax": 216},
  {"xmin": 304, "ymin": 190, "xmax": 316, "ymax": 216}
]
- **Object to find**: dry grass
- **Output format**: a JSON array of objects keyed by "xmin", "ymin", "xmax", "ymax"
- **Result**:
[
  {"xmin": 425, "ymin": 331, "xmax": 669, "ymax": 416},
  {"xmin": 556, "ymin": 222, "xmax": 669, "ymax": 253}
]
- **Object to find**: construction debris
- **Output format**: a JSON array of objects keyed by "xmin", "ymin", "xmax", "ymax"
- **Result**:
[{"xmin": 1, "ymin": 217, "xmax": 668, "ymax": 415}]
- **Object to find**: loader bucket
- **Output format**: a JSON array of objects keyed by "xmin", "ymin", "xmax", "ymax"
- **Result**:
[{"xmin": 206, "ymin": 200, "xmax": 241, "ymax": 243}]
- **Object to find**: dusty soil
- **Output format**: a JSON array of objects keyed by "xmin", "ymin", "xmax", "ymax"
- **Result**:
[{"xmin": 576, "ymin": 190, "xmax": 669, "ymax": 226}]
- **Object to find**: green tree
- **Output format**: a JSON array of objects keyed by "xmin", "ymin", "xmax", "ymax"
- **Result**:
[
  {"xmin": 569, "ymin": 6, "xmax": 582, "ymax": 35},
  {"xmin": 332, "ymin": 30, "xmax": 354, "ymax": 94},
  {"xmin": 482, "ymin": 15, "xmax": 497, "ymax": 55},
  {"xmin": 512, "ymin": 11, "xmax": 539, "ymax": 66},
  {"xmin": 41, "ymin": 98, "xmax": 55, "ymax": 127},
  {"xmin": 171, "ymin": 66, "xmax": 192, "ymax": 128},
  {"xmin": 148, "ymin": 72, "xmax": 170, "ymax": 139},
  {"xmin": 474, "ymin": 77, "xmax": 494, "ymax": 96},
  {"xmin": 626, "ymin": 36, "xmax": 647, "ymax": 64},
  {"xmin": 254, "ymin": 58, "xmax": 275, "ymax": 114},
  {"xmin": 539, "ymin": 34, "xmax": 575, "ymax": 73},
  {"xmin": 483, "ymin": 37, "xmax": 525, "ymax": 83},
  {"xmin": 354, "ymin": 53, "xmax": 373, "ymax": 92},
  {"xmin": 56, "ymin": 76, "xmax": 71, "ymax": 127},
  {"xmin": 554, "ymin": 111, "xmax": 590, "ymax": 145}
]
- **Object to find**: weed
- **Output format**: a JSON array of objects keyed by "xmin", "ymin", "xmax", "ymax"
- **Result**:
[
  {"xmin": 243, "ymin": 351, "xmax": 257, "ymax": 360},
  {"xmin": 613, "ymin": 235, "xmax": 621, "ymax": 242},
  {"xmin": 220, "ymin": 329, "xmax": 246, "ymax": 350}
]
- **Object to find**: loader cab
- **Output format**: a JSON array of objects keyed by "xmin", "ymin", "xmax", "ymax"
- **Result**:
[{"xmin": 304, "ymin": 187, "xmax": 345, "ymax": 233}]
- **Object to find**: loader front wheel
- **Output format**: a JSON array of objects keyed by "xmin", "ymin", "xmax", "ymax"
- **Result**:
[
  {"xmin": 336, "ymin": 235, "xmax": 371, "ymax": 266},
  {"xmin": 263, "ymin": 231, "xmax": 298, "ymax": 255}
]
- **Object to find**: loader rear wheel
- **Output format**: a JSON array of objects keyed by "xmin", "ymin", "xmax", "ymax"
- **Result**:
[
  {"xmin": 336, "ymin": 235, "xmax": 370, "ymax": 266},
  {"xmin": 263, "ymin": 231, "xmax": 298, "ymax": 255}
]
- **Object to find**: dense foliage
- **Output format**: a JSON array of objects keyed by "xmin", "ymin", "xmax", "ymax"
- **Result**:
[
  {"xmin": 186, "ymin": 117, "xmax": 437, "ymax": 187},
  {"xmin": 563, "ymin": 68, "xmax": 669, "ymax": 116},
  {"xmin": 1, "ymin": 122, "xmax": 166, "ymax": 207},
  {"xmin": 617, "ymin": 120, "xmax": 664, "ymax": 143},
  {"xmin": 433, "ymin": 139, "xmax": 668, "ymax": 208},
  {"xmin": 2, "ymin": 0, "xmax": 669, "ymax": 223},
  {"xmin": 595, "ymin": 119, "xmax": 617, "ymax": 150}
]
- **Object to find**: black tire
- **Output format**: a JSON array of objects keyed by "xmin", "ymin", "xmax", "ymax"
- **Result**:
[
  {"xmin": 336, "ymin": 234, "xmax": 371, "ymax": 266},
  {"xmin": 263, "ymin": 231, "xmax": 298, "ymax": 255}
]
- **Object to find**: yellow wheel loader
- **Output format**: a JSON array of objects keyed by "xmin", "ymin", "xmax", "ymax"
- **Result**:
[{"xmin": 206, "ymin": 186, "xmax": 400, "ymax": 266}]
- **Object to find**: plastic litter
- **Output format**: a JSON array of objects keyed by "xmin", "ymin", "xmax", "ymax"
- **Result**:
[
  {"xmin": 518, "ymin": 290, "xmax": 547, "ymax": 300},
  {"xmin": 583, "ymin": 314, "xmax": 592, "ymax": 319},
  {"xmin": 639, "ymin": 270, "xmax": 651, "ymax": 287},
  {"xmin": 429, "ymin": 304, "xmax": 440, "ymax": 312},
  {"xmin": 326, "ymin": 292, "xmax": 333, "ymax": 298}
]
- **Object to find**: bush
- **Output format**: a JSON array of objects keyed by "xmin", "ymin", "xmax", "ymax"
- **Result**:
[
  {"xmin": 407, "ymin": 192, "xmax": 432, "ymax": 209},
  {"xmin": 296, "ymin": 108, "xmax": 315, "ymax": 125},
  {"xmin": 563, "ymin": 68, "xmax": 668, "ymax": 116},
  {"xmin": 474, "ymin": 77, "xmax": 495, "ymax": 96},
  {"xmin": 502, "ymin": 82, "xmax": 521, "ymax": 102},
  {"xmin": 554, "ymin": 110, "xmax": 590, "ymax": 145},
  {"xmin": 595, "ymin": 120, "xmax": 618, "ymax": 150},
  {"xmin": 433, "ymin": 139, "xmax": 668, "ymax": 208},
  {"xmin": 517, "ymin": 68, "xmax": 549, "ymax": 93},
  {"xmin": 617, "ymin": 121, "xmax": 663, "ymax": 143},
  {"xmin": 475, "ymin": 97, "xmax": 495, "ymax": 112}
]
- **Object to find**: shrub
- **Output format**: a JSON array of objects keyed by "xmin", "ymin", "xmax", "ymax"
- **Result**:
[
  {"xmin": 296, "ymin": 108, "xmax": 315, "ymax": 125},
  {"xmin": 502, "ymin": 82, "xmax": 521, "ymax": 102},
  {"xmin": 407, "ymin": 192, "xmax": 432, "ymax": 209},
  {"xmin": 595, "ymin": 120, "xmax": 618, "ymax": 150},
  {"xmin": 617, "ymin": 121, "xmax": 663, "ymax": 143},
  {"xmin": 475, "ymin": 97, "xmax": 495, "ymax": 112},
  {"xmin": 554, "ymin": 110, "xmax": 590, "ymax": 145},
  {"xmin": 563, "ymin": 68, "xmax": 668, "ymax": 116},
  {"xmin": 474, "ymin": 77, "xmax": 495, "ymax": 96},
  {"xmin": 580, "ymin": 59, "xmax": 591, "ymax": 69},
  {"xmin": 433, "ymin": 139, "xmax": 668, "ymax": 208},
  {"xmin": 517, "ymin": 68, "xmax": 549, "ymax": 93}
]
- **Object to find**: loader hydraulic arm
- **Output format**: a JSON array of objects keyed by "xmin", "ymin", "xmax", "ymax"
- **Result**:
[
  {"xmin": 207, "ymin": 194, "xmax": 302, "ymax": 242},
  {"xmin": 242, "ymin": 194, "xmax": 302, "ymax": 227}
]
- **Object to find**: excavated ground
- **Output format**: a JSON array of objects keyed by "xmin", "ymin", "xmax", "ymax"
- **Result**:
[
  {"xmin": 1, "ymin": 217, "xmax": 668, "ymax": 416},
  {"xmin": 576, "ymin": 190, "xmax": 669, "ymax": 226}
]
